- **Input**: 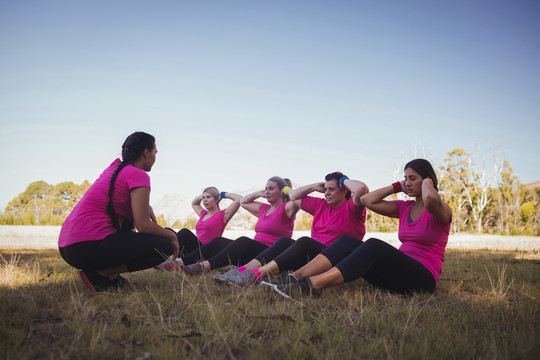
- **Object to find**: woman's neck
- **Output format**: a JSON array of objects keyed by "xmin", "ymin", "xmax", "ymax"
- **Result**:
[
  {"xmin": 330, "ymin": 198, "xmax": 347, "ymax": 209},
  {"xmin": 269, "ymin": 199, "xmax": 283, "ymax": 209}
]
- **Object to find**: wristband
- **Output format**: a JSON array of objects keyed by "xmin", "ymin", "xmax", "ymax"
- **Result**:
[
  {"xmin": 220, "ymin": 191, "xmax": 227, "ymax": 198},
  {"xmin": 282, "ymin": 186, "xmax": 291, "ymax": 195},
  {"xmin": 392, "ymin": 182, "xmax": 402, "ymax": 193},
  {"xmin": 339, "ymin": 176, "xmax": 349, "ymax": 187}
]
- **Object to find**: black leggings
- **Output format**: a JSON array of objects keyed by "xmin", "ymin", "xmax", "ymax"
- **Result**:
[
  {"xmin": 322, "ymin": 235, "xmax": 436, "ymax": 294},
  {"xmin": 273, "ymin": 236, "xmax": 326, "ymax": 272},
  {"xmin": 59, "ymin": 232, "xmax": 174, "ymax": 273},
  {"xmin": 201, "ymin": 237, "xmax": 269, "ymax": 269},
  {"xmin": 253, "ymin": 236, "xmax": 295, "ymax": 264},
  {"xmin": 175, "ymin": 228, "xmax": 203, "ymax": 257},
  {"xmin": 181, "ymin": 236, "xmax": 233, "ymax": 264}
]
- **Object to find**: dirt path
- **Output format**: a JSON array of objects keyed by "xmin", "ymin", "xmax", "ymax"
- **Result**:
[{"xmin": 0, "ymin": 226, "xmax": 538, "ymax": 252}]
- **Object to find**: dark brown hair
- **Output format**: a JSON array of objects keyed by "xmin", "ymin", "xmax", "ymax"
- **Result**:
[
  {"xmin": 325, "ymin": 171, "xmax": 351, "ymax": 199},
  {"xmin": 404, "ymin": 159, "xmax": 438, "ymax": 191},
  {"xmin": 107, "ymin": 132, "xmax": 156, "ymax": 229}
]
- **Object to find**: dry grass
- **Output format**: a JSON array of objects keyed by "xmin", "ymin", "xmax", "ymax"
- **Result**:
[{"xmin": 1, "ymin": 247, "xmax": 539, "ymax": 359}]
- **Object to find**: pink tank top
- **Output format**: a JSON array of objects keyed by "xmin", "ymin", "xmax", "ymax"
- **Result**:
[
  {"xmin": 195, "ymin": 209, "xmax": 227, "ymax": 244},
  {"xmin": 253, "ymin": 203, "xmax": 295, "ymax": 246},
  {"xmin": 396, "ymin": 200, "xmax": 451, "ymax": 283}
]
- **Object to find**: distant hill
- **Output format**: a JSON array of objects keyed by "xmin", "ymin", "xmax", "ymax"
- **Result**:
[
  {"xmin": 152, "ymin": 187, "xmax": 261, "ymax": 229},
  {"xmin": 525, "ymin": 180, "xmax": 540, "ymax": 189},
  {"xmin": 511, "ymin": 180, "xmax": 540, "ymax": 194}
]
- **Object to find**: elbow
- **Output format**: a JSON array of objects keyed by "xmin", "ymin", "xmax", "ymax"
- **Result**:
[
  {"xmin": 360, "ymin": 193, "xmax": 371, "ymax": 207},
  {"xmin": 359, "ymin": 185, "xmax": 369, "ymax": 197},
  {"xmin": 423, "ymin": 192, "xmax": 441, "ymax": 209},
  {"xmin": 134, "ymin": 219, "xmax": 153, "ymax": 234},
  {"xmin": 240, "ymin": 198, "xmax": 252, "ymax": 209}
]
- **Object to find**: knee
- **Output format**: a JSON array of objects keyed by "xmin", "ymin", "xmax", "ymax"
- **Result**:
[
  {"xmin": 332, "ymin": 234, "xmax": 362, "ymax": 248},
  {"xmin": 337, "ymin": 234, "xmax": 361, "ymax": 243},
  {"xmin": 275, "ymin": 236, "xmax": 292, "ymax": 244},
  {"xmin": 177, "ymin": 228, "xmax": 192, "ymax": 237},
  {"xmin": 235, "ymin": 236, "xmax": 252, "ymax": 243},
  {"xmin": 295, "ymin": 237, "xmax": 314, "ymax": 246},
  {"xmin": 160, "ymin": 239, "xmax": 174, "ymax": 256},
  {"xmin": 364, "ymin": 238, "xmax": 383, "ymax": 246},
  {"xmin": 273, "ymin": 236, "xmax": 294, "ymax": 247}
]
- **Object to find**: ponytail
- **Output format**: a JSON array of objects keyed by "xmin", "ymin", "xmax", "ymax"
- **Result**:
[
  {"xmin": 107, "ymin": 161, "xmax": 129, "ymax": 230},
  {"xmin": 268, "ymin": 176, "xmax": 293, "ymax": 202},
  {"xmin": 106, "ymin": 131, "xmax": 156, "ymax": 230}
]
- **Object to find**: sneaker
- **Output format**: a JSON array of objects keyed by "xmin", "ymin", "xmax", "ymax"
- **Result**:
[
  {"xmin": 227, "ymin": 269, "xmax": 259, "ymax": 286},
  {"xmin": 180, "ymin": 262, "xmax": 205, "ymax": 275},
  {"xmin": 109, "ymin": 274, "xmax": 129, "ymax": 288},
  {"xmin": 260, "ymin": 273, "xmax": 297, "ymax": 298},
  {"xmin": 270, "ymin": 272, "xmax": 299, "ymax": 287},
  {"xmin": 155, "ymin": 259, "xmax": 181, "ymax": 271},
  {"xmin": 78, "ymin": 269, "xmax": 111, "ymax": 294},
  {"xmin": 260, "ymin": 272, "xmax": 298, "ymax": 294},
  {"xmin": 263, "ymin": 276, "xmax": 321, "ymax": 299},
  {"xmin": 214, "ymin": 266, "xmax": 241, "ymax": 283}
]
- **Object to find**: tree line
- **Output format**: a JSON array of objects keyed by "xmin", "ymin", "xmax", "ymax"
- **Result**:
[
  {"xmin": 366, "ymin": 149, "xmax": 539, "ymax": 236},
  {"xmin": 1, "ymin": 180, "xmax": 92, "ymax": 226},
  {"xmin": 2, "ymin": 149, "xmax": 538, "ymax": 235}
]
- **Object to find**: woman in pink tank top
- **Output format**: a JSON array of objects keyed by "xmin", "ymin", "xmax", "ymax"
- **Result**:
[
  {"xmin": 265, "ymin": 159, "xmax": 452, "ymax": 298},
  {"xmin": 214, "ymin": 172, "xmax": 369, "ymax": 286},
  {"xmin": 161, "ymin": 176, "xmax": 301, "ymax": 275},
  {"xmin": 155, "ymin": 187, "xmax": 242, "ymax": 270},
  {"xmin": 58, "ymin": 132, "xmax": 179, "ymax": 294}
]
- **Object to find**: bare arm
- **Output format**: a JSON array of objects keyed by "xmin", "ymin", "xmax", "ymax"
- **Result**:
[
  {"xmin": 284, "ymin": 199, "xmax": 302, "ymax": 219},
  {"xmin": 288, "ymin": 182, "xmax": 325, "ymax": 201},
  {"xmin": 422, "ymin": 178, "xmax": 452, "ymax": 223},
  {"xmin": 149, "ymin": 205, "xmax": 157, "ymax": 223},
  {"xmin": 131, "ymin": 187, "xmax": 179, "ymax": 257},
  {"xmin": 240, "ymin": 190, "xmax": 265, "ymax": 217},
  {"xmin": 191, "ymin": 194, "xmax": 203, "ymax": 217},
  {"xmin": 342, "ymin": 178, "xmax": 369, "ymax": 207},
  {"xmin": 360, "ymin": 184, "xmax": 399, "ymax": 218},
  {"xmin": 221, "ymin": 192, "xmax": 242, "ymax": 224}
]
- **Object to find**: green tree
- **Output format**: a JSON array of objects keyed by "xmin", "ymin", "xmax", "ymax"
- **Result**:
[
  {"xmin": 439, "ymin": 149, "xmax": 496, "ymax": 233},
  {"xmin": 2, "ymin": 180, "xmax": 92, "ymax": 225},
  {"xmin": 182, "ymin": 217, "xmax": 197, "ymax": 230},
  {"xmin": 492, "ymin": 160, "xmax": 520, "ymax": 234},
  {"xmin": 155, "ymin": 214, "xmax": 168, "ymax": 227},
  {"xmin": 171, "ymin": 219, "xmax": 183, "ymax": 229},
  {"xmin": 294, "ymin": 211, "xmax": 313, "ymax": 231}
]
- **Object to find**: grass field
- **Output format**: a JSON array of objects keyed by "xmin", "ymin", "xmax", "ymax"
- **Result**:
[{"xmin": 1, "ymin": 245, "xmax": 539, "ymax": 360}]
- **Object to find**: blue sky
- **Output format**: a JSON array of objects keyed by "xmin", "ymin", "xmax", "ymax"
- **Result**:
[{"xmin": 1, "ymin": 0, "xmax": 539, "ymax": 212}]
